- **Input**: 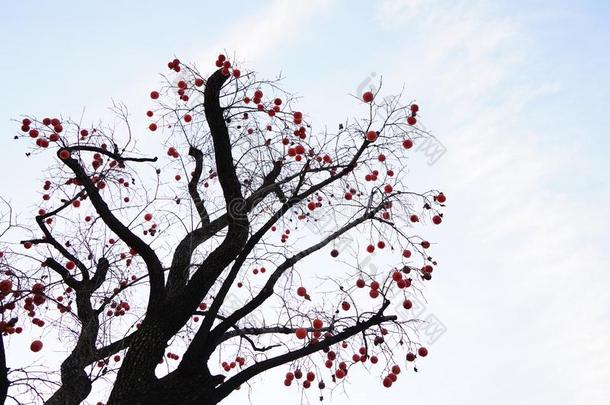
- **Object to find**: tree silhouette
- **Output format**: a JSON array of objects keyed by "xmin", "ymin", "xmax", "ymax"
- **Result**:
[{"xmin": 0, "ymin": 54, "xmax": 445, "ymax": 405}]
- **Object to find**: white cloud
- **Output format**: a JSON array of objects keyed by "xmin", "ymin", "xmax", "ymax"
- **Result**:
[
  {"xmin": 371, "ymin": 2, "xmax": 610, "ymax": 405},
  {"xmin": 200, "ymin": 0, "xmax": 334, "ymax": 65}
]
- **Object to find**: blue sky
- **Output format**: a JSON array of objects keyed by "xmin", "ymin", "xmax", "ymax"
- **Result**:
[{"xmin": 1, "ymin": 1, "xmax": 609, "ymax": 404}]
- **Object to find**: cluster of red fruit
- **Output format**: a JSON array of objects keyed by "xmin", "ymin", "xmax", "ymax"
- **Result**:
[
  {"xmin": 0, "ymin": 278, "xmax": 60, "ymax": 351},
  {"xmin": 382, "ymin": 364, "xmax": 403, "ymax": 388},
  {"xmin": 345, "ymin": 347, "xmax": 370, "ymax": 365},
  {"xmin": 293, "ymin": 111, "xmax": 303, "ymax": 125},
  {"xmin": 281, "ymin": 126, "xmax": 308, "ymax": 145},
  {"xmin": 214, "ymin": 54, "xmax": 240, "ymax": 78},
  {"xmin": 143, "ymin": 222, "xmax": 158, "ymax": 237},
  {"xmin": 0, "ymin": 319, "xmax": 22, "ymax": 335},
  {"xmin": 407, "ymin": 104, "xmax": 419, "ymax": 126},
  {"xmin": 105, "ymin": 300, "xmax": 130, "ymax": 317},
  {"xmin": 20, "ymin": 118, "xmax": 62, "ymax": 148},
  {"xmin": 306, "ymin": 196, "xmax": 323, "ymax": 211},
  {"xmin": 302, "ymin": 335, "xmax": 426, "ymax": 389},
  {"xmin": 244, "ymin": 89, "xmax": 284, "ymax": 118},
  {"xmin": 91, "ymin": 152, "xmax": 105, "ymax": 170},
  {"xmin": 221, "ymin": 356, "xmax": 245, "ymax": 372},
  {"xmin": 287, "ymin": 143, "xmax": 310, "ymax": 161},
  {"xmin": 334, "ymin": 361, "xmax": 349, "ymax": 379},
  {"xmin": 148, "ymin": 59, "xmax": 203, "ymax": 131},
  {"xmin": 391, "ymin": 268, "xmax": 413, "ymax": 290},
  {"xmin": 0, "ymin": 279, "xmax": 13, "ymax": 294},
  {"xmin": 343, "ymin": 186, "xmax": 357, "ymax": 201},
  {"xmin": 356, "ymin": 277, "xmax": 385, "ymax": 299},
  {"xmin": 167, "ymin": 352, "xmax": 180, "ymax": 361},
  {"xmin": 284, "ymin": 369, "xmax": 320, "ymax": 389},
  {"xmin": 251, "ymin": 267, "xmax": 267, "ymax": 275},
  {"xmin": 419, "ymin": 262, "xmax": 435, "ymax": 278},
  {"xmin": 324, "ymin": 349, "xmax": 339, "ymax": 369},
  {"xmin": 167, "ymin": 58, "xmax": 181, "ymax": 73},
  {"xmin": 365, "ymin": 240, "xmax": 386, "ymax": 254},
  {"xmin": 330, "ymin": 339, "xmax": 428, "ymax": 388},
  {"xmin": 408, "ymin": 194, "xmax": 446, "ymax": 226},
  {"xmin": 293, "ymin": 317, "xmax": 325, "ymax": 340},
  {"xmin": 166, "ymin": 147, "xmax": 179, "ymax": 158}
]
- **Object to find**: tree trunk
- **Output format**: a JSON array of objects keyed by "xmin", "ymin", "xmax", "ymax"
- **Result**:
[
  {"xmin": 0, "ymin": 335, "xmax": 8, "ymax": 405},
  {"xmin": 44, "ymin": 364, "xmax": 91, "ymax": 405},
  {"xmin": 107, "ymin": 322, "xmax": 168, "ymax": 404},
  {"xmin": 109, "ymin": 370, "xmax": 220, "ymax": 405}
]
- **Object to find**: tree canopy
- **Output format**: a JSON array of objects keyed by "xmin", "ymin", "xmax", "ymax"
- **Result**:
[{"xmin": 0, "ymin": 54, "xmax": 445, "ymax": 405}]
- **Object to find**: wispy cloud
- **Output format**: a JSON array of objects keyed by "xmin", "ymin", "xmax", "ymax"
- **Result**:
[
  {"xmin": 372, "ymin": 1, "xmax": 610, "ymax": 404},
  {"xmin": 201, "ymin": 0, "xmax": 334, "ymax": 64}
]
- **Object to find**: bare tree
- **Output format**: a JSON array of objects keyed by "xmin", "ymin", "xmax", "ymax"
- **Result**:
[{"xmin": 0, "ymin": 54, "xmax": 446, "ymax": 405}]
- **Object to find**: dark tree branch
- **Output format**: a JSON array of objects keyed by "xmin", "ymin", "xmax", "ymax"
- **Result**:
[
  {"xmin": 213, "ymin": 302, "xmax": 395, "ymax": 402},
  {"xmin": 204, "ymin": 69, "xmax": 243, "ymax": 205},
  {"xmin": 187, "ymin": 146, "xmax": 210, "ymax": 226},
  {"xmin": 176, "ymin": 143, "xmax": 373, "ymax": 372},
  {"xmin": 42, "ymin": 258, "xmax": 80, "ymax": 290},
  {"xmin": 204, "ymin": 201, "xmax": 385, "ymax": 358},
  {"xmin": 59, "ymin": 151, "xmax": 166, "ymax": 313},
  {"xmin": 65, "ymin": 145, "xmax": 158, "ymax": 163},
  {"xmin": 219, "ymin": 325, "xmax": 334, "ymax": 343},
  {"xmin": 0, "ymin": 334, "xmax": 8, "ymax": 405},
  {"xmin": 45, "ymin": 260, "xmax": 108, "ymax": 404},
  {"xmin": 89, "ymin": 258, "xmax": 109, "ymax": 291},
  {"xmin": 94, "ymin": 332, "xmax": 138, "ymax": 361},
  {"xmin": 165, "ymin": 160, "xmax": 282, "ymax": 302},
  {"xmin": 36, "ymin": 214, "xmax": 89, "ymax": 283}
]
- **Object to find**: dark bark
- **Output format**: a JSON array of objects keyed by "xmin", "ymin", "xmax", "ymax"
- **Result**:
[
  {"xmin": 45, "ymin": 359, "xmax": 92, "ymax": 405},
  {"xmin": 106, "ymin": 321, "xmax": 169, "ymax": 404},
  {"xmin": 0, "ymin": 335, "xmax": 8, "ymax": 405},
  {"xmin": 187, "ymin": 146, "xmax": 210, "ymax": 226},
  {"xmin": 109, "ymin": 372, "xmax": 222, "ymax": 405},
  {"xmin": 202, "ymin": 69, "xmax": 243, "ymax": 205},
  {"xmin": 45, "ymin": 260, "xmax": 109, "ymax": 404}
]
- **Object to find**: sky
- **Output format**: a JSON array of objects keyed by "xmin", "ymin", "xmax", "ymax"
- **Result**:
[{"xmin": 1, "ymin": 1, "xmax": 610, "ymax": 404}]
